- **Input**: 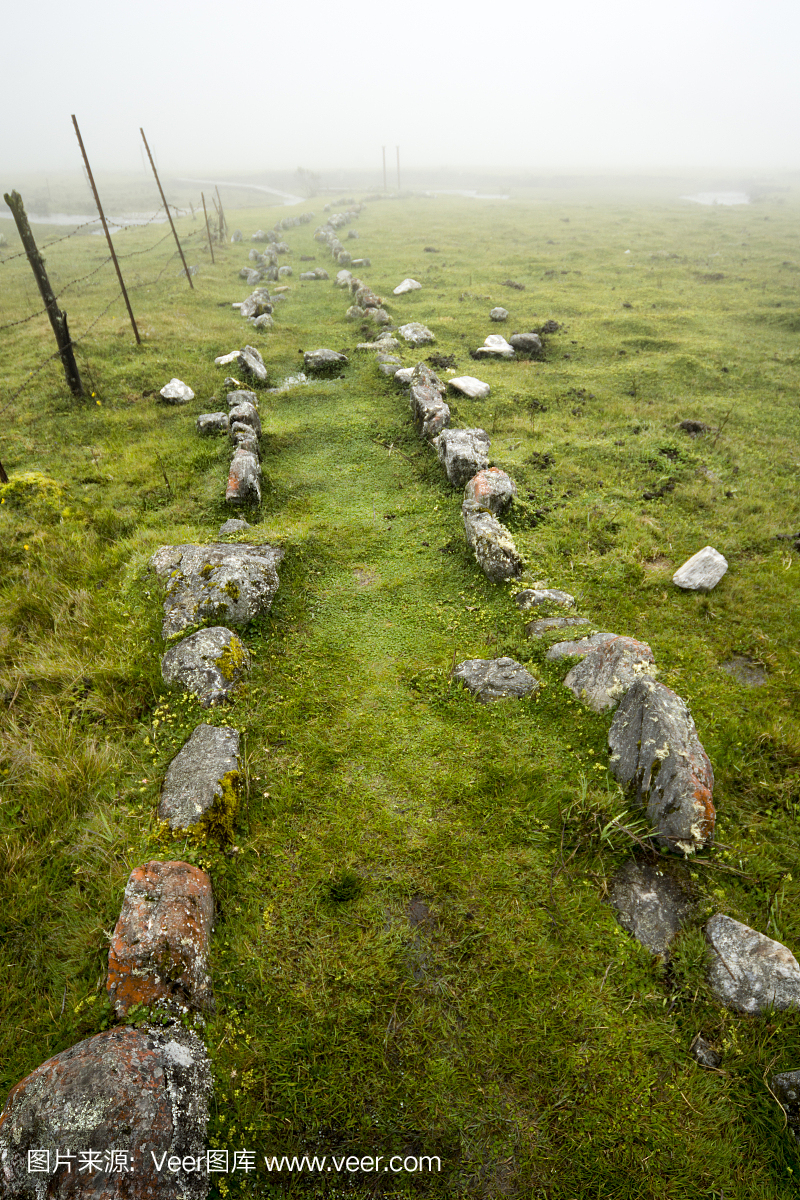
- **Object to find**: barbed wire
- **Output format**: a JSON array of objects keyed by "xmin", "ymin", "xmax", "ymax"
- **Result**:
[{"xmin": 0, "ymin": 206, "xmax": 167, "ymax": 266}]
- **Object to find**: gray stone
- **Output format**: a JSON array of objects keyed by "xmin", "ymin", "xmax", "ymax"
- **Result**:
[
  {"xmin": 474, "ymin": 334, "xmax": 515, "ymax": 359},
  {"xmin": 608, "ymin": 678, "xmax": 715, "ymax": 855},
  {"xmin": 706, "ymin": 913, "xmax": 800, "ymax": 1014},
  {"xmin": 351, "ymin": 258, "xmax": 371, "ymax": 268},
  {"xmin": 399, "ymin": 322, "xmax": 436, "ymax": 345},
  {"xmin": 364, "ymin": 307, "xmax": 391, "ymax": 326},
  {"xmin": 771, "ymin": 1071, "xmax": 800, "ymax": 1143},
  {"xmin": 336, "ymin": 250, "xmax": 352, "ymax": 265},
  {"xmin": 690, "ymin": 1034, "xmax": 722, "ymax": 1069},
  {"xmin": 347, "ymin": 229, "xmax": 359, "ymax": 239},
  {"xmin": 227, "ymin": 389, "xmax": 258, "ymax": 409},
  {"xmin": 546, "ymin": 631, "xmax": 617, "ymax": 660},
  {"xmin": 609, "ymin": 857, "xmax": 694, "ymax": 958},
  {"xmin": 303, "ymin": 348, "xmax": 348, "ymax": 374},
  {"xmin": 434, "ymin": 427, "xmax": 491, "ymax": 487},
  {"xmin": 346, "ymin": 304, "xmax": 366, "ymax": 320},
  {"xmin": 277, "ymin": 265, "xmax": 293, "ymax": 277},
  {"xmin": 228, "ymin": 401, "xmax": 262, "ymax": 437},
  {"xmin": 489, "ymin": 307, "xmax": 509, "ymax": 322},
  {"xmin": 721, "ymin": 656, "xmax": 767, "ymax": 687},
  {"xmin": 335, "ymin": 269, "xmax": 353, "ymax": 287},
  {"xmin": 239, "ymin": 290, "xmax": 272, "ymax": 319},
  {"xmin": 251, "ymin": 229, "xmax": 268, "ymax": 242},
  {"xmin": 409, "ymin": 364, "xmax": 450, "ymax": 440},
  {"xmin": 250, "ymin": 313, "xmax": 274, "ymax": 331},
  {"xmin": 462, "ymin": 499, "xmax": 523, "ymax": 582},
  {"xmin": 215, "ymin": 347, "xmax": 268, "ymax": 383},
  {"xmin": 159, "ymin": 378, "xmax": 195, "ymax": 404},
  {"xmin": 230, "ymin": 427, "xmax": 260, "ymax": 457},
  {"xmin": 526, "ymin": 616, "xmax": 590, "ymax": 638},
  {"xmin": 673, "ymin": 545, "xmax": 728, "ymax": 590},
  {"xmin": 160, "ymin": 723, "xmax": 240, "ymax": 831},
  {"xmin": 150, "ymin": 542, "xmax": 283, "ymax": 639},
  {"xmin": 196, "ymin": 412, "xmax": 229, "ymax": 436},
  {"xmin": 219, "ymin": 518, "xmax": 251, "ymax": 535},
  {"xmin": 464, "ymin": 467, "xmax": 516, "ymax": 515},
  {"xmin": 161, "ymin": 626, "xmax": 250, "ymax": 707},
  {"xmin": 0, "ymin": 1025, "xmax": 211, "ymax": 1200},
  {"xmin": 452, "ymin": 657, "xmax": 539, "ymax": 703},
  {"xmin": 509, "ymin": 332, "xmax": 543, "ymax": 355},
  {"xmin": 448, "ymin": 375, "xmax": 491, "ymax": 400},
  {"xmin": 564, "ymin": 635, "xmax": 657, "ymax": 712},
  {"xmin": 393, "ymin": 278, "xmax": 422, "ymax": 295},
  {"xmin": 226, "ymin": 448, "xmax": 262, "ymax": 506},
  {"xmin": 395, "ymin": 368, "xmax": 414, "ymax": 385},
  {"xmin": 232, "ymin": 229, "xmax": 243, "ymax": 241},
  {"xmin": 515, "ymin": 588, "xmax": 575, "ymax": 611}
]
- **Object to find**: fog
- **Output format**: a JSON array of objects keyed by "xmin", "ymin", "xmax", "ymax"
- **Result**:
[{"xmin": 2, "ymin": 0, "xmax": 800, "ymax": 182}]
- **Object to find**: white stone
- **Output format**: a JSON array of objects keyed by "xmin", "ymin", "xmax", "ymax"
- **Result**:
[
  {"xmin": 394, "ymin": 368, "xmax": 414, "ymax": 385},
  {"xmin": 490, "ymin": 307, "xmax": 509, "ymax": 321},
  {"xmin": 215, "ymin": 351, "xmax": 239, "ymax": 366},
  {"xmin": 393, "ymin": 278, "xmax": 422, "ymax": 295},
  {"xmin": 473, "ymin": 334, "xmax": 515, "ymax": 359},
  {"xmin": 398, "ymin": 322, "xmax": 436, "ymax": 346},
  {"xmin": 706, "ymin": 914, "xmax": 800, "ymax": 1013},
  {"xmin": 160, "ymin": 378, "xmax": 195, "ymax": 403},
  {"xmin": 448, "ymin": 376, "xmax": 491, "ymax": 400},
  {"xmin": 673, "ymin": 545, "xmax": 728, "ymax": 591}
]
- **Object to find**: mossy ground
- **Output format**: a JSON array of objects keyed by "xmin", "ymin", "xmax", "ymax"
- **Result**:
[{"xmin": 1, "ymin": 185, "xmax": 799, "ymax": 1197}]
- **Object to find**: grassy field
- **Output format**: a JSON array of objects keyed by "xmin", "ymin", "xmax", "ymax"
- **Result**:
[{"xmin": 1, "ymin": 182, "xmax": 800, "ymax": 1198}]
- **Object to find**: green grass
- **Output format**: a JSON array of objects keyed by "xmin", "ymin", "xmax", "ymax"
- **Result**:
[{"xmin": 1, "ymin": 184, "xmax": 800, "ymax": 1197}]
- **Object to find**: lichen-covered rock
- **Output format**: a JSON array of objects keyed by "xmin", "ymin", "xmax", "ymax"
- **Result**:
[
  {"xmin": 107, "ymin": 861, "xmax": 215, "ymax": 1017},
  {"xmin": 462, "ymin": 499, "xmax": 522, "ymax": 582},
  {"xmin": 215, "ymin": 347, "xmax": 267, "ymax": 383},
  {"xmin": 545, "ymin": 631, "xmax": 616, "ymax": 660},
  {"xmin": 464, "ymin": 467, "xmax": 516, "ymax": 516},
  {"xmin": 409, "ymin": 364, "xmax": 450, "ymax": 440},
  {"xmin": 227, "ymin": 401, "xmax": 262, "ymax": 437},
  {"xmin": 771, "ymin": 1070, "xmax": 800, "ymax": 1143},
  {"xmin": 673, "ymin": 545, "xmax": 728, "ymax": 591},
  {"xmin": 355, "ymin": 286, "xmax": 384, "ymax": 309},
  {"xmin": 0, "ymin": 1024, "xmax": 211, "ymax": 1199},
  {"xmin": 239, "ymin": 290, "xmax": 272, "ymax": 319},
  {"xmin": 525, "ymin": 616, "xmax": 590, "ymax": 639},
  {"xmin": 159, "ymin": 378, "xmax": 194, "ymax": 404},
  {"xmin": 335, "ymin": 269, "xmax": 353, "ymax": 287},
  {"xmin": 489, "ymin": 307, "xmax": 508, "ymax": 322},
  {"xmin": 160, "ymin": 723, "xmax": 240, "ymax": 835},
  {"xmin": 250, "ymin": 313, "xmax": 274, "ymax": 331},
  {"xmin": 706, "ymin": 913, "xmax": 800, "ymax": 1013},
  {"xmin": 609, "ymin": 857, "xmax": 693, "ymax": 958},
  {"xmin": 515, "ymin": 588, "xmax": 575, "ymax": 611},
  {"xmin": 219, "ymin": 518, "xmax": 250, "ymax": 536},
  {"xmin": 608, "ymin": 677, "xmax": 715, "ymax": 854},
  {"xmin": 364, "ymin": 307, "xmax": 391, "ymax": 326},
  {"xmin": 452, "ymin": 657, "xmax": 539, "ymax": 702},
  {"xmin": 150, "ymin": 543, "xmax": 282, "ymax": 639},
  {"xmin": 161, "ymin": 626, "xmax": 250, "ymax": 708},
  {"xmin": 563, "ymin": 635, "xmax": 657, "ymax": 712},
  {"xmin": 303, "ymin": 348, "xmax": 348, "ymax": 374},
  {"xmin": 399, "ymin": 322, "xmax": 436, "ymax": 346},
  {"xmin": 226, "ymin": 389, "xmax": 258, "ymax": 410},
  {"xmin": 434, "ymin": 428, "xmax": 490, "ymax": 488},
  {"xmin": 196, "ymin": 412, "xmax": 229, "ymax": 436},
  {"xmin": 509, "ymin": 332, "xmax": 543, "ymax": 355},
  {"xmin": 230, "ymin": 427, "xmax": 260, "ymax": 457},
  {"xmin": 226, "ymin": 448, "xmax": 261, "ymax": 506}
]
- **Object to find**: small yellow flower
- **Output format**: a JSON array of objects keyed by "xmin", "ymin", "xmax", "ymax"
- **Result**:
[{"xmin": 23, "ymin": 544, "xmax": 29, "ymax": 550}]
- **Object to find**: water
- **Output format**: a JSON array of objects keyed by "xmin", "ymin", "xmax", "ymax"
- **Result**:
[
  {"xmin": 680, "ymin": 192, "xmax": 750, "ymax": 206},
  {"xmin": 0, "ymin": 211, "xmax": 167, "ymax": 229}
]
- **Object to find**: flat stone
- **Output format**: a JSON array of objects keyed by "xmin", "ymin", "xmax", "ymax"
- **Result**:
[
  {"xmin": 453, "ymin": 657, "xmax": 539, "ymax": 703},
  {"xmin": 219, "ymin": 518, "xmax": 251, "ymax": 535},
  {"xmin": 196, "ymin": 412, "xmax": 229, "ymax": 435},
  {"xmin": 462, "ymin": 499, "xmax": 523, "ymax": 582},
  {"xmin": 434, "ymin": 427, "xmax": 490, "ymax": 487},
  {"xmin": 161, "ymin": 626, "xmax": 250, "ymax": 708},
  {"xmin": 673, "ymin": 545, "xmax": 728, "ymax": 590},
  {"xmin": 546, "ymin": 632, "xmax": 617, "ymax": 660},
  {"xmin": 515, "ymin": 588, "xmax": 575, "ymax": 611},
  {"xmin": 160, "ymin": 723, "xmax": 240, "ymax": 835},
  {"xmin": 608, "ymin": 678, "xmax": 715, "ymax": 855},
  {"xmin": 771, "ymin": 1071, "xmax": 800, "ymax": 1143},
  {"xmin": 721, "ymin": 655, "xmax": 767, "ymax": 687},
  {"xmin": 509, "ymin": 332, "xmax": 543, "ymax": 355},
  {"xmin": 226, "ymin": 448, "xmax": 262, "ymax": 505},
  {"xmin": 474, "ymin": 334, "xmax": 515, "ymax": 359},
  {"xmin": 399, "ymin": 322, "xmax": 436, "ymax": 346},
  {"xmin": 393, "ymin": 278, "xmax": 422, "ymax": 294},
  {"xmin": 107, "ymin": 860, "xmax": 215, "ymax": 1017},
  {"xmin": 448, "ymin": 375, "xmax": 490, "ymax": 400},
  {"xmin": 159, "ymin": 378, "xmax": 194, "ymax": 404},
  {"xmin": 489, "ymin": 307, "xmax": 508, "ymax": 321},
  {"xmin": 706, "ymin": 913, "xmax": 800, "ymax": 1013},
  {"xmin": 564, "ymin": 635, "xmax": 657, "ymax": 712},
  {"xmin": 303, "ymin": 348, "xmax": 348, "ymax": 374},
  {"xmin": 609, "ymin": 857, "xmax": 694, "ymax": 958},
  {"xmin": 464, "ymin": 467, "xmax": 516, "ymax": 515},
  {"xmin": 0, "ymin": 1025, "xmax": 211, "ymax": 1199},
  {"xmin": 526, "ymin": 616, "xmax": 590, "ymax": 638},
  {"xmin": 150, "ymin": 542, "xmax": 283, "ymax": 639}
]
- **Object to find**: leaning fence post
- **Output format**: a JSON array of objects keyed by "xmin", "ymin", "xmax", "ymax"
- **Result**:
[
  {"xmin": 2, "ymin": 190, "xmax": 85, "ymax": 397},
  {"xmin": 139, "ymin": 128, "xmax": 194, "ymax": 289},
  {"xmin": 201, "ymin": 193, "xmax": 215, "ymax": 263}
]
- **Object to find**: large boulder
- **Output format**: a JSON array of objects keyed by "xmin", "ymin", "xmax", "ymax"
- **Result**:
[
  {"xmin": 452, "ymin": 657, "xmax": 539, "ymax": 702},
  {"xmin": 462, "ymin": 500, "xmax": 522, "ymax": 581},
  {"xmin": 563, "ymin": 635, "xmax": 657, "ymax": 712},
  {"xmin": 434, "ymin": 428, "xmax": 490, "ymax": 487},
  {"xmin": 0, "ymin": 1025, "xmax": 211, "ymax": 1199},
  {"xmin": 303, "ymin": 348, "xmax": 348, "ymax": 374},
  {"xmin": 150, "ymin": 543, "xmax": 283, "ymax": 639},
  {"xmin": 608, "ymin": 678, "xmax": 715, "ymax": 855},
  {"xmin": 226, "ymin": 449, "xmax": 262, "ymax": 506},
  {"xmin": 399, "ymin": 322, "xmax": 436, "ymax": 346},
  {"xmin": 464, "ymin": 467, "xmax": 516, "ymax": 516},
  {"xmin": 159, "ymin": 723, "xmax": 241, "ymax": 833},
  {"xmin": 706, "ymin": 913, "xmax": 800, "ymax": 1013},
  {"xmin": 673, "ymin": 545, "xmax": 728, "ymax": 591},
  {"xmin": 609, "ymin": 857, "xmax": 694, "ymax": 959},
  {"xmin": 239, "ymin": 290, "xmax": 272, "ymax": 319},
  {"xmin": 161, "ymin": 626, "xmax": 250, "ymax": 708},
  {"xmin": 107, "ymin": 861, "xmax": 215, "ymax": 1017}
]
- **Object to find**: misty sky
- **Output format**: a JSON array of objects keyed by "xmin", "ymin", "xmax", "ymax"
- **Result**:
[{"xmin": 4, "ymin": 0, "xmax": 800, "ymax": 176}]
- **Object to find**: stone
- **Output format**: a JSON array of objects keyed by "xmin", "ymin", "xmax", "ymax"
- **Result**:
[
  {"xmin": 251, "ymin": 229, "xmax": 268, "ymax": 241},
  {"xmin": 195, "ymin": 412, "xmax": 229, "ymax": 436},
  {"xmin": 608, "ymin": 678, "xmax": 715, "ymax": 855},
  {"xmin": 515, "ymin": 588, "xmax": 575, "ymax": 611},
  {"xmin": 434, "ymin": 427, "xmax": 490, "ymax": 487},
  {"xmin": 546, "ymin": 631, "xmax": 616, "ymax": 660},
  {"xmin": 0, "ymin": 1024, "xmax": 211, "ymax": 1199},
  {"xmin": 721, "ymin": 655, "xmax": 767, "ymax": 687},
  {"xmin": 227, "ymin": 389, "xmax": 258, "ymax": 409},
  {"xmin": 462, "ymin": 500, "xmax": 523, "ymax": 582},
  {"xmin": 336, "ymin": 269, "xmax": 353, "ymax": 287},
  {"xmin": 364, "ymin": 307, "xmax": 391, "ymax": 326},
  {"xmin": 399, "ymin": 322, "xmax": 436, "ymax": 346},
  {"xmin": 452, "ymin": 657, "xmax": 539, "ymax": 702},
  {"xmin": 303, "ymin": 348, "xmax": 348, "ymax": 375},
  {"xmin": 159, "ymin": 378, "xmax": 194, "ymax": 404},
  {"xmin": 394, "ymin": 368, "xmax": 414, "ymax": 385},
  {"xmin": 215, "ymin": 347, "xmax": 268, "ymax": 383},
  {"xmin": 150, "ymin": 542, "xmax": 283, "ymax": 639},
  {"xmin": 351, "ymin": 258, "xmax": 371, "ymax": 268},
  {"xmin": 250, "ymin": 313, "xmax": 274, "ymax": 331},
  {"xmin": 160, "ymin": 724, "xmax": 240, "ymax": 835},
  {"xmin": 355, "ymin": 285, "xmax": 383, "ymax": 309},
  {"xmin": 409, "ymin": 370, "xmax": 450, "ymax": 440},
  {"xmin": 706, "ymin": 913, "xmax": 800, "ymax": 1013},
  {"xmin": 347, "ymin": 229, "xmax": 359, "ymax": 239},
  {"xmin": 448, "ymin": 375, "xmax": 491, "ymax": 400},
  {"xmin": 393, "ymin": 278, "xmax": 422, "ymax": 295},
  {"xmin": 473, "ymin": 334, "xmax": 515, "ymax": 359},
  {"xmin": 563, "ymin": 635, "xmax": 657, "ymax": 712},
  {"xmin": 230, "ymin": 427, "xmax": 260, "ymax": 457},
  {"xmin": 336, "ymin": 250, "xmax": 352, "ymax": 266},
  {"xmin": 239, "ymin": 291, "xmax": 272, "ymax": 319},
  {"xmin": 490, "ymin": 307, "xmax": 509, "ymax": 321},
  {"xmin": 377, "ymin": 355, "xmax": 401, "ymax": 377},
  {"xmin": 673, "ymin": 545, "xmax": 728, "ymax": 591},
  {"xmin": 609, "ymin": 857, "xmax": 694, "ymax": 958},
  {"xmin": 161, "ymin": 626, "xmax": 250, "ymax": 708},
  {"xmin": 107, "ymin": 861, "xmax": 215, "ymax": 1017},
  {"xmin": 770, "ymin": 1071, "xmax": 800, "ymax": 1143},
  {"xmin": 227, "ymin": 401, "xmax": 262, "ymax": 437},
  {"xmin": 690, "ymin": 1034, "xmax": 722, "ymax": 1069},
  {"xmin": 219, "ymin": 518, "xmax": 251, "ymax": 535},
  {"xmin": 346, "ymin": 304, "xmax": 365, "ymax": 320},
  {"xmin": 509, "ymin": 332, "xmax": 543, "ymax": 355},
  {"xmin": 232, "ymin": 229, "xmax": 243, "ymax": 241},
  {"xmin": 464, "ymin": 467, "xmax": 516, "ymax": 515},
  {"xmin": 277, "ymin": 265, "xmax": 293, "ymax": 277},
  {"xmin": 226, "ymin": 449, "xmax": 262, "ymax": 505},
  {"xmin": 526, "ymin": 616, "xmax": 590, "ymax": 638}
]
